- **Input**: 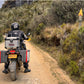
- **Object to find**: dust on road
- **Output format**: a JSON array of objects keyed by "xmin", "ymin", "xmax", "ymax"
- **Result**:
[{"xmin": 0, "ymin": 41, "xmax": 75, "ymax": 84}]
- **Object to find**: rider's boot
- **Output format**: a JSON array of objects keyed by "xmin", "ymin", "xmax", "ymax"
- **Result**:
[
  {"xmin": 2, "ymin": 62, "xmax": 9, "ymax": 74},
  {"xmin": 24, "ymin": 68, "xmax": 31, "ymax": 73},
  {"xmin": 2, "ymin": 69, "xmax": 8, "ymax": 74},
  {"xmin": 23, "ymin": 62, "xmax": 31, "ymax": 73}
]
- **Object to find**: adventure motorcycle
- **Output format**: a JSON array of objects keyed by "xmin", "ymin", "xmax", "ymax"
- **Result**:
[{"xmin": 0, "ymin": 35, "xmax": 30, "ymax": 81}]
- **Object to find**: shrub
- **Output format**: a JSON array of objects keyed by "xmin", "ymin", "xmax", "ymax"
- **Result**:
[
  {"xmin": 35, "ymin": 23, "xmax": 45, "ymax": 35},
  {"xmin": 0, "ymin": 34, "xmax": 3, "ymax": 42},
  {"xmin": 62, "ymin": 29, "xmax": 79, "ymax": 54},
  {"xmin": 79, "ymin": 27, "xmax": 84, "ymax": 34},
  {"xmin": 61, "ymin": 23, "xmax": 66, "ymax": 28},
  {"xmin": 80, "ymin": 72, "xmax": 84, "ymax": 83},
  {"xmin": 68, "ymin": 61, "xmax": 79, "ymax": 76},
  {"xmin": 59, "ymin": 54, "xmax": 70, "ymax": 69},
  {"xmin": 52, "ymin": 1, "xmax": 84, "ymax": 24}
]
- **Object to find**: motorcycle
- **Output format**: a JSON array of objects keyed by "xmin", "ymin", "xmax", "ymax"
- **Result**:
[{"xmin": 0, "ymin": 33, "xmax": 30, "ymax": 81}]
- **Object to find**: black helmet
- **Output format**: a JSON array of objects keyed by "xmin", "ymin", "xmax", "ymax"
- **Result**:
[{"xmin": 11, "ymin": 22, "xmax": 19, "ymax": 30}]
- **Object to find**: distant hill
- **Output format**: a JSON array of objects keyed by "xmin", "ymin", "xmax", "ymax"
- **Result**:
[{"xmin": 2, "ymin": 0, "xmax": 34, "ymax": 8}]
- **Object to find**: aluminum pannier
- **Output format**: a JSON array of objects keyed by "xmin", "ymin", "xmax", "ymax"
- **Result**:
[
  {"xmin": 0, "ymin": 51, "xmax": 7, "ymax": 63},
  {"xmin": 19, "ymin": 50, "xmax": 30, "ymax": 63}
]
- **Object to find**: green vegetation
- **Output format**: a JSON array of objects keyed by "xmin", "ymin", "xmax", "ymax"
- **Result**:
[
  {"xmin": 0, "ymin": 1, "xmax": 84, "ymax": 35},
  {"xmin": 60, "ymin": 27, "xmax": 84, "ymax": 83},
  {"xmin": 0, "ymin": 34, "xmax": 3, "ymax": 42},
  {"xmin": 1, "ymin": 1, "xmax": 84, "ymax": 83},
  {"xmin": 68, "ymin": 61, "xmax": 79, "ymax": 76}
]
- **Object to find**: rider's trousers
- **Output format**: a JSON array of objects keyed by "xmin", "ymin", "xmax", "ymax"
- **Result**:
[{"xmin": 5, "ymin": 61, "xmax": 29, "ymax": 69}]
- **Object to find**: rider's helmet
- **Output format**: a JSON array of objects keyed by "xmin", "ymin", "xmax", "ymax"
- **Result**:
[{"xmin": 11, "ymin": 22, "xmax": 19, "ymax": 30}]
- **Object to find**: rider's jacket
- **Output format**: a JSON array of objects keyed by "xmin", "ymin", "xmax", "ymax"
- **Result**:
[{"xmin": 7, "ymin": 30, "xmax": 28, "ymax": 42}]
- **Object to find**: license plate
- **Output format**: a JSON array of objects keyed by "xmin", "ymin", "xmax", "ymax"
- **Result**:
[{"xmin": 8, "ymin": 54, "xmax": 17, "ymax": 59}]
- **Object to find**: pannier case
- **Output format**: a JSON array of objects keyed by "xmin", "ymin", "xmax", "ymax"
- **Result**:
[
  {"xmin": 0, "ymin": 51, "xmax": 7, "ymax": 63},
  {"xmin": 19, "ymin": 50, "xmax": 30, "ymax": 62},
  {"xmin": 5, "ymin": 37, "xmax": 20, "ymax": 49}
]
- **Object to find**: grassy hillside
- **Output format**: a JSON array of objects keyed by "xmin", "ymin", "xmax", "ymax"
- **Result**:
[
  {"xmin": 1, "ymin": 1, "xmax": 84, "ymax": 83},
  {"xmin": 0, "ymin": 1, "xmax": 84, "ymax": 34}
]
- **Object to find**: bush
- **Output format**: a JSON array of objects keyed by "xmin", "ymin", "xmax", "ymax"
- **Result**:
[
  {"xmin": 68, "ymin": 61, "xmax": 79, "ymax": 76},
  {"xmin": 35, "ymin": 23, "xmax": 45, "ymax": 35},
  {"xmin": 79, "ymin": 27, "xmax": 84, "ymax": 34},
  {"xmin": 62, "ymin": 29, "xmax": 79, "ymax": 54},
  {"xmin": 52, "ymin": 1, "xmax": 84, "ymax": 24},
  {"xmin": 80, "ymin": 72, "xmax": 84, "ymax": 83},
  {"xmin": 59, "ymin": 54, "xmax": 70, "ymax": 69},
  {"xmin": 0, "ymin": 34, "xmax": 3, "ymax": 42},
  {"xmin": 61, "ymin": 23, "xmax": 66, "ymax": 28}
]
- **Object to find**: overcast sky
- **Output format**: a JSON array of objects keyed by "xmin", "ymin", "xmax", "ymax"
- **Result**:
[{"xmin": 0, "ymin": 0, "xmax": 5, "ymax": 8}]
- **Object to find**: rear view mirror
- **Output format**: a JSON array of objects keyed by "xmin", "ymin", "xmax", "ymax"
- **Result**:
[{"xmin": 27, "ymin": 33, "xmax": 31, "ymax": 36}]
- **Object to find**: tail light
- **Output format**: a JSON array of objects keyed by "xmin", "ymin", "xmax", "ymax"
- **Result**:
[{"xmin": 10, "ymin": 50, "xmax": 16, "ymax": 54}]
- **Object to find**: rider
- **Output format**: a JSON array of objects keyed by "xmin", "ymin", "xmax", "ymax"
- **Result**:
[{"xmin": 3, "ymin": 22, "xmax": 31, "ymax": 74}]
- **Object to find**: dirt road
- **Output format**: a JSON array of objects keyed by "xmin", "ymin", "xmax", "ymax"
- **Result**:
[{"xmin": 0, "ymin": 41, "xmax": 75, "ymax": 84}]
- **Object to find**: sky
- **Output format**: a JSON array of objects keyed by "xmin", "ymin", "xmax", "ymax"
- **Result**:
[{"xmin": 0, "ymin": 0, "xmax": 5, "ymax": 8}]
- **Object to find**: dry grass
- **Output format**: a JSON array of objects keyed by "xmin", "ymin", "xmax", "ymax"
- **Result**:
[{"xmin": 41, "ymin": 22, "xmax": 80, "ymax": 40}]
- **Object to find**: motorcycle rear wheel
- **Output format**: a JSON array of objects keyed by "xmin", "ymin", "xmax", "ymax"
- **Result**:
[
  {"xmin": 10, "ymin": 70, "xmax": 16, "ymax": 81},
  {"xmin": 9, "ymin": 61, "xmax": 17, "ymax": 81}
]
